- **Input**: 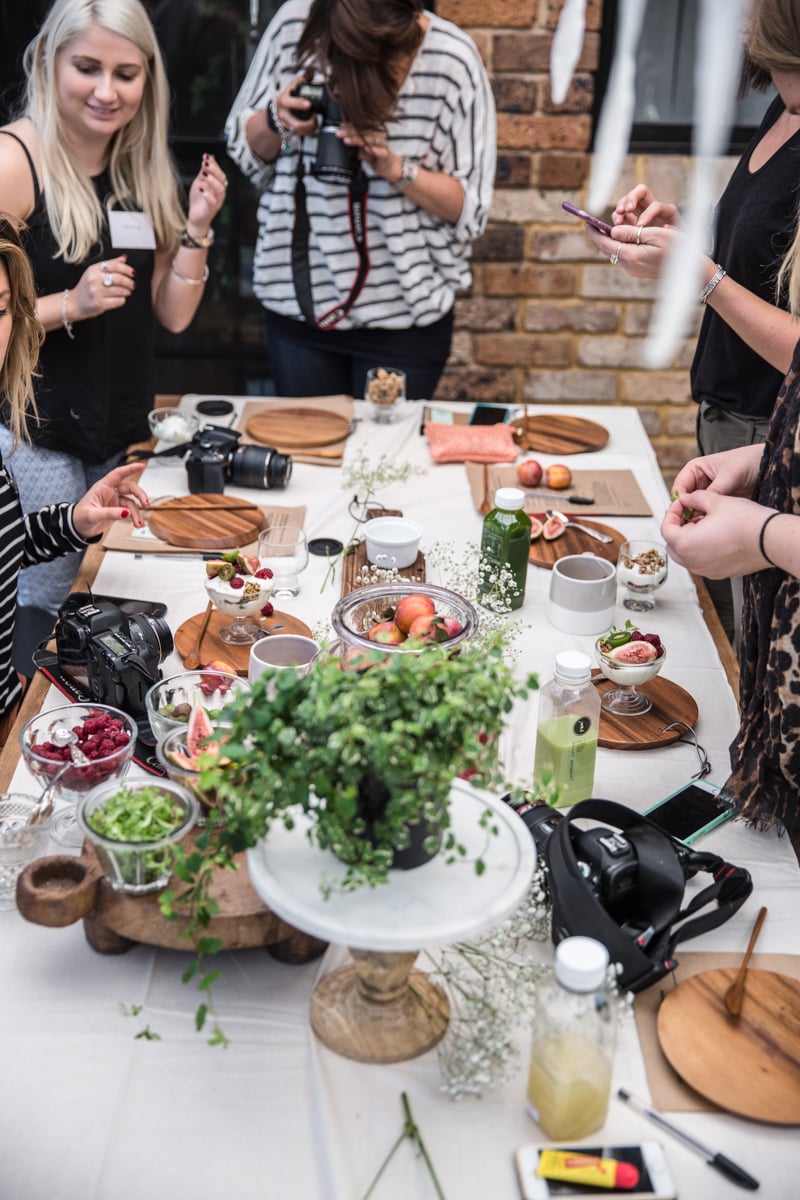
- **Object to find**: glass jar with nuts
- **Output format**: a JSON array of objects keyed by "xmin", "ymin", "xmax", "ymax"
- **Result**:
[{"xmin": 365, "ymin": 366, "xmax": 406, "ymax": 423}]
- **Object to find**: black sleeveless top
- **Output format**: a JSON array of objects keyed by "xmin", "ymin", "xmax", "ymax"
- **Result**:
[
  {"xmin": 0, "ymin": 130, "xmax": 156, "ymax": 463},
  {"xmin": 691, "ymin": 97, "xmax": 800, "ymax": 421}
]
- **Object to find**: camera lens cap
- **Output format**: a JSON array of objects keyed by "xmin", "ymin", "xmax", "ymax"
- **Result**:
[
  {"xmin": 308, "ymin": 537, "xmax": 343, "ymax": 557},
  {"xmin": 196, "ymin": 398, "xmax": 234, "ymax": 417}
]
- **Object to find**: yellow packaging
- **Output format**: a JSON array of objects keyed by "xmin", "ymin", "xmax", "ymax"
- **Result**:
[{"xmin": 536, "ymin": 1149, "xmax": 639, "ymax": 1190}]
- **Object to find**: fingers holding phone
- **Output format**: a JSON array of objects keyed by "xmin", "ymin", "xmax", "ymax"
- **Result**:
[{"xmin": 585, "ymin": 221, "xmax": 679, "ymax": 281}]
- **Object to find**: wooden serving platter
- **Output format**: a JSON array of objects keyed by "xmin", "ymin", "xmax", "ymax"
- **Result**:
[
  {"xmin": 657, "ymin": 968, "xmax": 800, "ymax": 1123},
  {"xmin": 528, "ymin": 518, "xmax": 624, "ymax": 569},
  {"xmin": 514, "ymin": 413, "xmax": 609, "ymax": 455},
  {"xmin": 174, "ymin": 608, "xmax": 313, "ymax": 676},
  {"xmin": 591, "ymin": 671, "xmax": 698, "ymax": 749},
  {"xmin": 147, "ymin": 494, "xmax": 264, "ymax": 549},
  {"xmin": 246, "ymin": 407, "xmax": 352, "ymax": 451}
]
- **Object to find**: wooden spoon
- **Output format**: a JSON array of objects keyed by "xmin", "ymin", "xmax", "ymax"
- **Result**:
[
  {"xmin": 724, "ymin": 904, "xmax": 767, "ymax": 1016},
  {"xmin": 183, "ymin": 601, "xmax": 214, "ymax": 670}
]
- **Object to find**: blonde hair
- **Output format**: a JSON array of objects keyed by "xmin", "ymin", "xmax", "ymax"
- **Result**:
[
  {"xmin": 0, "ymin": 215, "xmax": 44, "ymax": 447},
  {"xmin": 23, "ymin": 0, "xmax": 184, "ymax": 262}
]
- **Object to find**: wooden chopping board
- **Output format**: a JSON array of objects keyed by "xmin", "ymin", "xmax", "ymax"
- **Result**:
[
  {"xmin": 147, "ymin": 494, "xmax": 264, "ymax": 549},
  {"xmin": 514, "ymin": 413, "xmax": 609, "ymax": 455},
  {"xmin": 529, "ymin": 519, "xmax": 624, "ymax": 569},
  {"xmin": 174, "ymin": 608, "xmax": 313, "ymax": 676},
  {"xmin": 246, "ymin": 407, "xmax": 352, "ymax": 451},
  {"xmin": 340, "ymin": 507, "xmax": 426, "ymax": 597},
  {"xmin": 657, "ymin": 968, "xmax": 800, "ymax": 1123},
  {"xmin": 591, "ymin": 671, "xmax": 698, "ymax": 749}
]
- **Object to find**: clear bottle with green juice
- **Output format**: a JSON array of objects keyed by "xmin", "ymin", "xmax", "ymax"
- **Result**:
[
  {"xmin": 478, "ymin": 487, "xmax": 532, "ymax": 611},
  {"xmin": 533, "ymin": 651, "xmax": 599, "ymax": 807}
]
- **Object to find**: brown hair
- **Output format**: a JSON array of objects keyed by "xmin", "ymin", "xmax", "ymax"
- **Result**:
[
  {"xmin": 295, "ymin": 0, "xmax": 424, "ymax": 131},
  {"xmin": 747, "ymin": 0, "xmax": 800, "ymax": 80},
  {"xmin": 0, "ymin": 214, "xmax": 43, "ymax": 447}
]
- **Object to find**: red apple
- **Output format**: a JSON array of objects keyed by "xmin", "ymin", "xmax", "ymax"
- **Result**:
[
  {"xmin": 407, "ymin": 614, "xmax": 449, "ymax": 643},
  {"xmin": 516, "ymin": 459, "xmax": 543, "ymax": 488},
  {"xmin": 394, "ymin": 593, "xmax": 436, "ymax": 634},
  {"xmin": 439, "ymin": 616, "xmax": 464, "ymax": 639},
  {"xmin": 545, "ymin": 463, "xmax": 572, "ymax": 490},
  {"xmin": 367, "ymin": 620, "xmax": 406, "ymax": 645}
]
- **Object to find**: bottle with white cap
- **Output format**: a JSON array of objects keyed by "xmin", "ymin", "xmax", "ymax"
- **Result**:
[
  {"xmin": 526, "ymin": 935, "xmax": 617, "ymax": 1140},
  {"xmin": 478, "ymin": 486, "xmax": 532, "ymax": 611},
  {"xmin": 533, "ymin": 650, "xmax": 600, "ymax": 807}
]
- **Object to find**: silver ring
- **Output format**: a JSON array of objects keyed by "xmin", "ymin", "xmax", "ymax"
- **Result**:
[
  {"xmin": 635, "ymin": 225, "xmax": 642, "ymax": 245},
  {"xmin": 100, "ymin": 261, "xmax": 108, "ymax": 272},
  {"xmin": 103, "ymin": 271, "xmax": 113, "ymax": 288},
  {"xmin": 610, "ymin": 252, "xmax": 620, "ymax": 266}
]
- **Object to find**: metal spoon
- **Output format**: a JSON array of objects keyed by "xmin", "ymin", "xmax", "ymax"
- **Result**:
[
  {"xmin": 724, "ymin": 905, "xmax": 767, "ymax": 1017},
  {"xmin": 546, "ymin": 510, "xmax": 614, "ymax": 543}
]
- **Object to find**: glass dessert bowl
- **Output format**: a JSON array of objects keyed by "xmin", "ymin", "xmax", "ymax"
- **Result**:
[
  {"xmin": 617, "ymin": 540, "xmax": 668, "ymax": 612},
  {"xmin": 330, "ymin": 583, "xmax": 477, "ymax": 656},
  {"xmin": 595, "ymin": 629, "xmax": 666, "ymax": 717},
  {"xmin": 145, "ymin": 668, "xmax": 249, "ymax": 746},
  {"xmin": 204, "ymin": 553, "xmax": 274, "ymax": 644}
]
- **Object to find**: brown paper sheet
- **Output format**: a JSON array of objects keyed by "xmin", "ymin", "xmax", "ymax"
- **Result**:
[
  {"xmin": 102, "ymin": 502, "xmax": 307, "ymax": 555},
  {"xmin": 239, "ymin": 395, "xmax": 354, "ymax": 466},
  {"xmin": 634, "ymin": 951, "xmax": 800, "ymax": 1112},
  {"xmin": 466, "ymin": 461, "xmax": 652, "ymax": 517}
]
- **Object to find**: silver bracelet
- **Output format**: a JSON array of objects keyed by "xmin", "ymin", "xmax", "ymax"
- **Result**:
[
  {"xmin": 396, "ymin": 158, "xmax": 419, "ymax": 191},
  {"xmin": 699, "ymin": 264, "xmax": 726, "ymax": 304},
  {"xmin": 267, "ymin": 96, "xmax": 294, "ymax": 155},
  {"xmin": 61, "ymin": 288, "xmax": 75, "ymax": 340},
  {"xmin": 170, "ymin": 262, "xmax": 209, "ymax": 285}
]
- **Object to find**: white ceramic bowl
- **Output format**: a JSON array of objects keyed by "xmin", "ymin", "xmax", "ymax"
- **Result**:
[
  {"xmin": 147, "ymin": 407, "xmax": 199, "ymax": 445},
  {"xmin": 363, "ymin": 517, "xmax": 422, "ymax": 569}
]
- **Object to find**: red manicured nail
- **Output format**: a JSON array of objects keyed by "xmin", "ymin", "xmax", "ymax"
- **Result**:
[{"xmin": 120, "ymin": 508, "xmax": 130, "ymax": 518}]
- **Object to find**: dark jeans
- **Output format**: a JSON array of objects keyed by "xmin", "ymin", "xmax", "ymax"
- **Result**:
[{"xmin": 264, "ymin": 309, "xmax": 454, "ymax": 401}]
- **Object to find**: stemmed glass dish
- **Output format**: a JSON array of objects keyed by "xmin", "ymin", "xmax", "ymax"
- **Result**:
[
  {"xmin": 258, "ymin": 526, "xmax": 309, "ymax": 598},
  {"xmin": 365, "ymin": 366, "xmax": 406, "ymax": 423},
  {"xmin": 595, "ymin": 633, "xmax": 666, "ymax": 717},
  {"xmin": 617, "ymin": 540, "xmax": 668, "ymax": 611}
]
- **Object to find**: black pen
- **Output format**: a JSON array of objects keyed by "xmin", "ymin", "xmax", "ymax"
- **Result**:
[{"xmin": 617, "ymin": 1088, "xmax": 759, "ymax": 1191}]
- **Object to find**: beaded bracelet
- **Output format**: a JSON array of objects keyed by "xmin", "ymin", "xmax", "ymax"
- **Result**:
[
  {"xmin": 61, "ymin": 288, "xmax": 75, "ymax": 340},
  {"xmin": 267, "ymin": 96, "xmax": 294, "ymax": 155},
  {"xmin": 170, "ymin": 262, "xmax": 209, "ymax": 285},
  {"xmin": 758, "ymin": 510, "xmax": 781, "ymax": 567}
]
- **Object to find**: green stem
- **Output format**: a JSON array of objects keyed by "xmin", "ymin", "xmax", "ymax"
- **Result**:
[
  {"xmin": 361, "ymin": 1127, "xmax": 409, "ymax": 1200},
  {"xmin": 401, "ymin": 1092, "xmax": 447, "ymax": 1200}
]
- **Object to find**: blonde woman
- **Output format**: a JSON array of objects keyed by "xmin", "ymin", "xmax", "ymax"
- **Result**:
[
  {"xmin": 0, "ymin": 214, "xmax": 148, "ymax": 743},
  {"xmin": 0, "ymin": 0, "xmax": 226, "ymax": 614}
]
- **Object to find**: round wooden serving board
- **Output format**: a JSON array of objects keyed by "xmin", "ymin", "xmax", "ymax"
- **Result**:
[
  {"xmin": 657, "ymin": 968, "xmax": 800, "ymax": 1123},
  {"xmin": 147, "ymin": 494, "xmax": 264, "ymax": 549},
  {"xmin": 514, "ymin": 413, "xmax": 609, "ymax": 455},
  {"xmin": 246, "ymin": 407, "xmax": 352, "ymax": 450},
  {"xmin": 529, "ymin": 519, "xmax": 624, "ymax": 569},
  {"xmin": 590, "ymin": 671, "xmax": 698, "ymax": 749},
  {"xmin": 174, "ymin": 608, "xmax": 313, "ymax": 675}
]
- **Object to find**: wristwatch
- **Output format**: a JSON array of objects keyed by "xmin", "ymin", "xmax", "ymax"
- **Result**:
[
  {"xmin": 180, "ymin": 227, "xmax": 215, "ymax": 249},
  {"xmin": 396, "ymin": 158, "xmax": 419, "ymax": 190}
]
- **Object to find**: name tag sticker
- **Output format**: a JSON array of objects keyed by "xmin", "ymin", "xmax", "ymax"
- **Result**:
[{"xmin": 108, "ymin": 210, "xmax": 156, "ymax": 250}]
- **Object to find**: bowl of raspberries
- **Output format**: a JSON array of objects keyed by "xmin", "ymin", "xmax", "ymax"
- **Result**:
[{"xmin": 19, "ymin": 704, "xmax": 138, "ymax": 806}]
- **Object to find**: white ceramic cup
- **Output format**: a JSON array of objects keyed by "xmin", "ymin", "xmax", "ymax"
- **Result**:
[
  {"xmin": 248, "ymin": 634, "xmax": 320, "ymax": 685},
  {"xmin": 363, "ymin": 517, "xmax": 422, "ymax": 569},
  {"xmin": 546, "ymin": 553, "xmax": 617, "ymax": 635}
]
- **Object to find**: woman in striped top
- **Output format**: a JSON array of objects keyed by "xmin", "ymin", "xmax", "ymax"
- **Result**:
[
  {"xmin": 0, "ymin": 215, "xmax": 148, "ymax": 743},
  {"xmin": 225, "ymin": 0, "xmax": 495, "ymax": 401}
]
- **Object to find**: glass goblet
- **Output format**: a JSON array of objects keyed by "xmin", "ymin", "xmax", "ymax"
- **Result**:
[
  {"xmin": 595, "ymin": 637, "xmax": 666, "ymax": 717},
  {"xmin": 365, "ymin": 366, "xmax": 406, "ymax": 423},
  {"xmin": 258, "ymin": 526, "xmax": 309, "ymax": 599},
  {"xmin": 617, "ymin": 539, "xmax": 668, "ymax": 611},
  {"xmin": 204, "ymin": 572, "xmax": 272, "ymax": 645}
]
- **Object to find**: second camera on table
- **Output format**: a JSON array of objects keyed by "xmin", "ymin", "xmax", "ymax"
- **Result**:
[{"xmin": 184, "ymin": 425, "xmax": 292, "ymax": 494}]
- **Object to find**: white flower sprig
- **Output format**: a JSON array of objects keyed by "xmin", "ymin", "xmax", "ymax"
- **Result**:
[{"xmin": 424, "ymin": 539, "xmax": 528, "ymax": 656}]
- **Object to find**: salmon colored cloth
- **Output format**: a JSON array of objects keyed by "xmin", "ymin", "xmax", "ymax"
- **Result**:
[{"xmin": 424, "ymin": 421, "xmax": 518, "ymax": 463}]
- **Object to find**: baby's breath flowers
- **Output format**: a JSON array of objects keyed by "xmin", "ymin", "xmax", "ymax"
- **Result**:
[{"xmin": 425, "ymin": 539, "xmax": 527, "ymax": 655}]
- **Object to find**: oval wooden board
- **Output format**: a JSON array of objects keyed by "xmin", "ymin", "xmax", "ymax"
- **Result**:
[
  {"xmin": 529, "ymin": 519, "xmax": 624, "ymax": 569},
  {"xmin": 514, "ymin": 414, "xmax": 609, "ymax": 455},
  {"xmin": 246, "ymin": 407, "xmax": 352, "ymax": 450},
  {"xmin": 147, "ymin": 494, "xmax": 264, "ymax": 549},
  {"xmin": 591, "ymin": 671, "xmax": 698, "ymax": 749},
  {"xmin": 657, "ymin": 968, "xmax": 800, "ymax": 1123},
  {"xmin": 174, "ymin": 608, "xmax": 313, "ymax": 676}
]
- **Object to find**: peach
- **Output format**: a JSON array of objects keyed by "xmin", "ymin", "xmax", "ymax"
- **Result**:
[
  {"xmin": 367, "ymin": 620, "xmax": 406, "ymax": 645},
  {"xmin": 406, "ymin": 614, "xmax": 449, "ymax": 643},
  {"xmin": 545, "ymin": 463, "xmax": 572, "ymax": 490},
  {"xmin": 516, "ymin": 459, "xmax": 543, "ymax": 488},
  {"xmin": 394, "ymin": 593, "xmax": 436, "ymax": 634}
]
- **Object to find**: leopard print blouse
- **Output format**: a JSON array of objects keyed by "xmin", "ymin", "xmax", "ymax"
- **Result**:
[{"xmin": 728, "ymin": 348, "xmax": 800, "ymax": 833}]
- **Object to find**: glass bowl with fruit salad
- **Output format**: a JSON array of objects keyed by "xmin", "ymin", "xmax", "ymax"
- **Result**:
[
  {"xmin": 19, "ymin": 703, "xmax": 138, "ymax": 847},
  {"xmin": 156, "ymin": 715, "xmax": 231, "ymax": 816},
  {"xmin": 77, "ymin": 777, "xmax": 198, "ymax": 894},
  {"xmin": 595, "ymin": 625, "xmax": 666, "ymax": 716},
  {"xmin": 331, "ymin": 583, "xmax": 477, "ymax": 656},
  {"xmin": 145, "ymin": 668, "xmax": 249, "ymax": 747},
  {"xmin": 204, "ymin": 549, "xmax": 274, "ymax": 644}
]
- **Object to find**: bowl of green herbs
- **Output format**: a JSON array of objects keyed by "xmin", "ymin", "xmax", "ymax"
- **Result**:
[{"xmin": 77, "ymin": 778, "xmax": 198, "ymax": 895}]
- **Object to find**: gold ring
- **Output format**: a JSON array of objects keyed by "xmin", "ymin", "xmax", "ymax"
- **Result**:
[
  {"xmin": 103, "ymin": 271, "xmax": 113, "ymax": 288},
  {"xmin": 610, "ymin": 252, "xmax": 620, "ymax": 266}
]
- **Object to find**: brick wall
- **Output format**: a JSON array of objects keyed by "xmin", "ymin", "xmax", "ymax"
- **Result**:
[{"xmin": 436, "ymin": 0, "xmax": 737, "ymax": 478}]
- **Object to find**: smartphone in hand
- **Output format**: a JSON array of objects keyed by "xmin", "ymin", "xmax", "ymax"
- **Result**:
[{"xmin": 562, "ymin": 202, "xmax": 613, "ymax": 236}]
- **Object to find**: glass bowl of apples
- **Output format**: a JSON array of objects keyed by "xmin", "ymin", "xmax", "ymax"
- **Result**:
[{"xmin": 330, "ymin": 583, "xmax": 477, "ymax": 656}]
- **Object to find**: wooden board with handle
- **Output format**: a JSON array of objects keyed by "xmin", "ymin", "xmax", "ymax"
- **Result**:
[
  {"xmin": 591, "ymin": 671, "xmax": 698, "ymax": 749},
  {"xmin": 514, "ymin": 413, "xmax": 610, "ymax": 455},
  {"xmin": 147, "ymin": 494, "xmax": 264, "ymax": 549},
  {"xmin": 528, "ymin": 518, "xmax": 624, "ymax": 569},
  {"xmin": 174, "ymin": 608, "xmax": 313, "ymax": 676},
  {"xmin": 246, "ymin": 407, "xmax": 352, "ymax": 451},
  {"xmin": 657, "ymin": 967, "xmax": 800, "ymax": 1123}
]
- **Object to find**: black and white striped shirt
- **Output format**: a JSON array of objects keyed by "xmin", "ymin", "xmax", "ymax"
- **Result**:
[
  {"xmin": 225, "ymin": 0, "xmax": 496, "ymax": 331},
  {"xmin": 1, "ymin": 457, "xmax": 86, "ymax": 717}
]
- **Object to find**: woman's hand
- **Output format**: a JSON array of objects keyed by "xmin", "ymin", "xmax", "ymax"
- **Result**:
[
  {"xmin": 72, "ymin": 463, "xmax": 149, "ymax": 540},
  {"xmin": 186, "ymin": 153, "xmax": 228, "ymax": 232},
  {"xmin": 68, "ymin": 254, "xmax": 135, "ymax": 321},
  {"xmin": 275, "ymin": 76, "xmax": 320, "ymax": 139},
  {"xmin": 338, "ymin": 125, "xmax": 398, "ymax": 181},
  {"xmin": 661, "ymin": 490, "xmax": 776, "ymax": 578},
  {"xmin": 612, "ymin": 184, "xmax": 681, "ymax": 229},
  {"xmin": 671, "ymin": 443, "xmax": 764, "ymax": 500},
  {"xmin": 585, "ymin": 221, "xmax": 682, "ymax": 280}
]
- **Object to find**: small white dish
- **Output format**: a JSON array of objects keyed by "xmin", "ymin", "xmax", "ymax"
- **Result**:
[
  {"xmin": 363, "ymin": 517, "xmax": 422, "ymax": 569},
  {"xmin": 147, "ymin": 407, "xmax": 199, "ymax": 445}
]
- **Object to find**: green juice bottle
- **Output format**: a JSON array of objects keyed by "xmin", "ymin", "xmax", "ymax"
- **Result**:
[
  {"xmin": 533, "ymin": 651, "xmax": 599, "ymax": 807},
  {"xmin": 478, "ymin": 487, "xmax": 532, "ymax": 611}
]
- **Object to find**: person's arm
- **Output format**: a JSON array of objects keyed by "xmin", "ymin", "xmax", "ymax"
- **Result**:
[{"xmin": 662, "ymin": 491, "xmax": 800, "ymax": 579}]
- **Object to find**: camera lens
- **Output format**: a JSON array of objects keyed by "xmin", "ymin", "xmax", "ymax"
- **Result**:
[
  {"xmin": 127, "ymin": 613, "xmax": 174, "ymax": 663},
  {"xmin": 229, "ymin": 444, "xmax": 292, "ymax": 490},
  {"xmin": 312, "ymin": 126, "xmax": 359, "ymax": 184}
]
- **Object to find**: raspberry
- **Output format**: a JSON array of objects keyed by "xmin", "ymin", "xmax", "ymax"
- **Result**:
[
  {"xmin": 630, "ymin": 630, "xmax": 645, "ymax": 641},
  {"xmin": 261, "ymin": 601, "xmax": 274, "ymax": 618},
  {"xmin": 229, "ymin": 576, "xmax": 244, "ymax": 590},
  {"xmin": 255, "ymin": 567, "xmax": 273, "ymax": 580}
]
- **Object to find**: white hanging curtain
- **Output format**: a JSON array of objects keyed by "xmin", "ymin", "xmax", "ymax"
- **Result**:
[{"xmin": 550, "ymin": 0, "xmax": 587, "ymax": 105}]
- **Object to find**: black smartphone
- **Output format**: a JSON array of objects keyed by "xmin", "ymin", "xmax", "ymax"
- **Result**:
[
  {"xmin": 562, "ymin": 201, "xmax": 613, "ymax": 236},
  {"xmin": 644, "ymin": 779, "xmax": 735, "ymax": 844},
  {"xmin": 468, "ymin": 403, "xmax": 511, "ymax": 426}
]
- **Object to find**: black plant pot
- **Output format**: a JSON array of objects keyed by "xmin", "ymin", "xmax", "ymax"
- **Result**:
[{"xmin": 356, "ymin": 771, "xmax": 442, "ymax": 871}]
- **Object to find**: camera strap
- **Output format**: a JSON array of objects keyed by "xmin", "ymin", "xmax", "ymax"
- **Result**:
[
  {"xmin": 291, "ymin": 151, "xmax": 370, "ymax": 330},
  {"xmin": 125, "ymin": 442, "xmax": 192, "ymax": 463}
]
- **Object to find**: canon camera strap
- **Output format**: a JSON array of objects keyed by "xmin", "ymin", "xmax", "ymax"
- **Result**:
[{"xmin": 291, "ymin": 150, "xmax": 370, "ymax": 330}]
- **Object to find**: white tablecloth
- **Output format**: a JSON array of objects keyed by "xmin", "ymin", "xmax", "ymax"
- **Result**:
[{"xmin": 2, "ymin": 400, "xmax": 798, "ymax": 1199}]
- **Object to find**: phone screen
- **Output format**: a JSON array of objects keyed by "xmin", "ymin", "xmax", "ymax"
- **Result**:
[
  {"xmin": 515, "ymin": 1143, "xmax": 675, "ymax": 1200},
  {"xmin": 469, "ymin": 404, "xmax": 510, "ymax": 426},
  {"xmin": 645, "ymin": 783, "xmax": 733, "ymax": 842}
]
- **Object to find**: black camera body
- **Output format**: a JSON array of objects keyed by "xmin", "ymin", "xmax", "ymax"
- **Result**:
[
  {"xmin": 290, "ymin": 81, "xmax": 360, "ymax": 184},
  {"xmin": 56, "ymin": 596, "xmax": 172, "ymax": 714},
  {"xmin": 184, "ymin": 425, "xmax": 292, "ymax": 494}
]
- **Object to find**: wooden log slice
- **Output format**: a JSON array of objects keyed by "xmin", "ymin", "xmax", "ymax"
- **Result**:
[
  {"xmin": 528, "ymin": 519, "xmax": 624, "ymax": 569},
  {"xmin": 514, "ymin": 413, "xmax": 609, "ymax": 454},
  {"xmin": 147, "ymin": 494, "xmax": 264, "ymax": 549},
  {"xmin": 174, "ymin": 608, "xmax": 314, "ymax": 676},
  {"xmin": 591, "ymin": 671, "xmax": 698, "ymax": 749},
  {"xmin": 246, "ymin": 407, "xmax": 352, "ymax": 450}
]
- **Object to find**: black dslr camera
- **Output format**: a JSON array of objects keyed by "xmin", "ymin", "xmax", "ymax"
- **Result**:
[
  {"xmin": 184, "ymin": 425, "xmax": 292, "ymax": 495},
  {"xmin": 56, "ymin": 595, "xmax": 172, "ymax": 714},
  {"xmin": 290, "ymin": 81, "xmax": 360, "ymax": 184}
]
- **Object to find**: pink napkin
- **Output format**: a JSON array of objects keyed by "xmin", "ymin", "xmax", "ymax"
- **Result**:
[{"xmin": 424, "ymin": 421, "xmax": 518, "ymax": 463}]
